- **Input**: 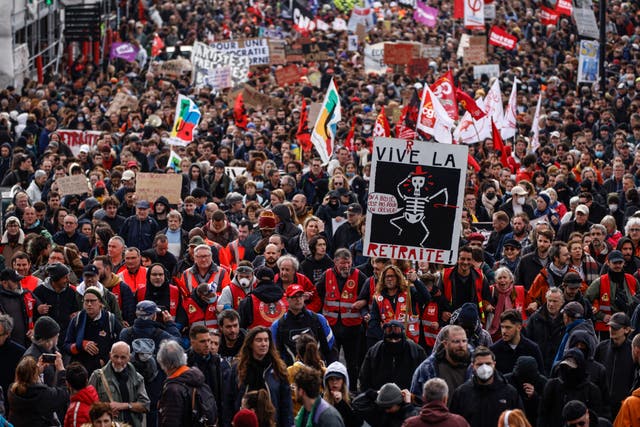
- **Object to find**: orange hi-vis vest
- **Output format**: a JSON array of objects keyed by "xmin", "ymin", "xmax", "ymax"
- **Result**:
[
  {"xmin": 490, "ymin": 285, "xmax": 528, "ymax": 323},
  {"xmin": 229, "ymin": 284, "xmax": 248, "ymax": 310},
  {"xmin": 249, "ymin": 294, "xmax": 287, "ymax": 328},
  {"xmin": 443, "ymin": 267, "xmax": 486, "ymax": 322},
  {"xmin": 375, "ymin": 290, "xmax": 420, "ymax": 343},
  {"xmin": 421, "ymin": 301, "xmax": 439, "ymax": 348},
  {"xmin": 595, "ymin": 273, "xmax": 637, "ymax": 331},
  {"xmin": 322, "ymin": 269, "xmax": 362, "ymax": 327},
  {"xmin": 183, "ymin": 296, "xmax": 218, "ymax": 330},
  {"xmin": 135, "ymin": 285, "xmax": 181, "ymax": 316},
  {"xmin": 179, "ymin": 266, "xmax": 228, "ymax": 297},
  {"xmin": 226, "ymin": 239, "xmax": 246, "ymax": 270},
  {"xmin": 117, "ymin": 267, "xmax": 148, "ymax": 292},
  {"xmin": 23, "ymin": 291, "xmax": 35, "ymax": 331}
]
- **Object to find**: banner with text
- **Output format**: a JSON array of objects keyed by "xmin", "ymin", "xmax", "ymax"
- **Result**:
[{"xmin": 364, "ymin": 138, "xmax": 468, "ymax": 264}]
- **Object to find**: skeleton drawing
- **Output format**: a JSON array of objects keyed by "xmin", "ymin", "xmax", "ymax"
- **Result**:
[{"xmin": 390, "ymin": 166, "xmax": 449, "ymax": 246}]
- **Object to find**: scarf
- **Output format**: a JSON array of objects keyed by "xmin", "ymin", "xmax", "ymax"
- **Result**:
[
  {"xmin": 489, "ymin": 284, "xmax": 514, "ymax": 336},
  {"xmin": 295, "ymin": 397, "xmax": 322, "ymax": 427},
  {"xmin": 299, "ymin": 232, "xmax": 311, "ymax": 258},
  {"xmin": 481, "ymin": 193, "xmax": 500, "ymax": 216},
  {"xmin": 548, "ymin": 262, "xmax": 568, "ymax": 278},
  {"xmin": 245, "ymin": 355, "xmax": 272, "ymax": 391}
]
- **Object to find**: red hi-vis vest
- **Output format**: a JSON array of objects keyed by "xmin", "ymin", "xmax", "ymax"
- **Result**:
[
  {"xmin": 595, "ymin": 273, "xmax": 637, "ymax": 331},
  {"xmin": 489, "ymin": 285, "xmax": 528, "ymax": 324},
  {"xmin": 135, "ymin": 285, "xmax": 181, "ymax": 316},
  {"xmin": 109, "ymin": 283, "xmax": 123, "ymax": 309},
  {"xmin": 183, "ymin": 297, "xmax": 218, "ymax": 330},
  {"xmin": 443, "ymin": 267, "xmax": 486, "ymax": 322},
  {"xmin": 375, "ymin": 291, "xmax": 420, "ymax": 343},
  {"xmin": 180, "ymin": 267, "xmax": 228, "ymax": 297},
  {"xmin": 421, "ymin": 301, "xmax": 439, "ymax": 348},
  {"xmin": 23, "ymin": 291, "xmax": 35, "ymax": 331},
  {"xmin": 230, "ymin": 284, "xmax": 248, "ymax": 310},
  {"xmin": 249, "ymin": 294, "xmax": 287, "ymax": 328},
  {"xmin": 117, "ymin": 267, "xmax": 148, "ymax": 292},
  {"xmin": 226, "ymin": 240, "xmax": 246, "ymax": 270},
  {"xmin": 322, "ymin": 269, "xmax": 362, "ymax": 327}
]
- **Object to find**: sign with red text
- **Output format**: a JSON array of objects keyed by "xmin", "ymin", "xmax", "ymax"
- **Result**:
[
  {"xmin": 540, "ymin": 6, "xmax": 559, "ymax": 25},
  {"xmin": 555, "ymin": 0, "xmax": 572, "ymax": 16},
  {"xmin": 57, "ymin": 129, "xmax": 102, "ymax": 155},
  {"xmin": 488, "ymin": 26, "xmax": 518, "ymax": 50},
  {"xmin": 364, "ymin": 137, "xmax": 468, "ymax": 265}
]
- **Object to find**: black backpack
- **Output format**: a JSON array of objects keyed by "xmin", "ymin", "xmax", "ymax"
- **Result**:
[{"xmin": 164, "ymin": 379, "xmax": 217, "ymax": 427}]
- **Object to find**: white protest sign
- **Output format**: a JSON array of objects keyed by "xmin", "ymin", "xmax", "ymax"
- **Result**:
[
  {"xmin": 473, "ymin": 64, "xmax": 500, "ymax": 79},
  {"xmin": 364, "ymin": 43, "xmax": 386, "ymax": 75},
  {"xmin": 191, "ymin": 41, "xmax": 254, "ymax": 88},
  {"xmin": 348, "ymin": 35, "xmax": 359, "ymax": 51},
  {"xmin": 573, "ymin": 8, "xmax": 599, "ymax": 40}
]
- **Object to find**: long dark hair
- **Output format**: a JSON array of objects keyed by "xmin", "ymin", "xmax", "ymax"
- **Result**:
[
  {"xmin": 242, "ymin": 389, "xmax": 276, "ymax": 427},
  {"xmin": 296, "ymin": 334, "xmax": 323, "ymax": 371},
  {"xmin": 10, "ymin": 356, "xmax": 38, "ymax": 396},
  {"xmin": 237, "ymin": 326, "xmax": 288, "ymax": 383}
]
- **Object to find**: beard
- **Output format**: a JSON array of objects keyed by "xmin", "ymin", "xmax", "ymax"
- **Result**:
[{"xmin": 449, "ymin": 348, "xmax": 470, "ymax": 364}]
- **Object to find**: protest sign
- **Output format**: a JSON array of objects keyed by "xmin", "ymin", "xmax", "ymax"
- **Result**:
[
  {"xmin": 578, "ymin": 40, "xmax": 599, "ymax": 83},
  {"xmin": 364, "ymin": 43, "xmax": 386, "ymax": 75},
  {"xmin": 292, "ymin": 0, "xmax": 316, "ymax": 33},
  {"xmin": 488, "ymin": 26, "xmax": 517, "ymax": 50},
  {"xmin": 242, "ymin": 84, "xmax": 284, "ymax": 109},
  {"xmin": 384, "ymin": 43, "xmax": 415, "ymax": 65},
  {"xmin": 413, "ymin": 2, "xmax": 438, "ymax": 27},
  {"xmin": 302, "ymin": 41, "xmax": 329, "ymax": 61},
  {"xmin": 275, "ymin": 65, "xmax": 301, "ymax": 86},
  {"xmin": 348, "ymin": 35, "xmax": 359, "ymax": 51},
  {"xmin": 57, "ymin": 130, "xmax": 102, "ymax": 155},
  {"xmin": 268, "ymin": 39, "xmax": 287, "ymax": 64},
  {"xmin": 285, "ymin": 40, "xmax": 305, "ymax": 63},
  {"xmin": 462, "ymin": 36, "xmax": 487, "ymax": 65},
  {"xmin": 56, "ymin": 175, "xmax": 90, "ymax": 196},
  {"xmin": 135, "ymin": 173, "xmax": 182, "ymax": 204},
  {"xmin": 105, "ymin": 93, "xmax": 139, "ymax": 116},
  {"xmin": 152, "ymin": 58, "xmax": 192, "ymax": 77},
  {"xmin": 573, "ymin": 8, "xmax": 599, "ymax": 39},
  {"xmin": 110, "ymin": 42, "xmax": 138, "ymax": 62},
  {"xmin": 407, "ymin": 58, "xmax": 430, "ymax": 78},
  {"xmin": 473, "ymin": 64, "xmax": 500, "ymax": 79},
  {"xmin": 348, "ymin": 6, "xmax": 376, "ymax": 33},
  {"xmin": 423, "ymin": 45, "xmax": 442, "ymax": 58},
  {"xmin": 203, "ymin": 66, "xmax": 232, "ymax": 90},
  {"xmin": 191, "ymin": 41, "xmax": 252, "ymax": 88},
  {"xmin": 364, "ymin": 138, "xmax": 468, "ymax": 264},
  {"xmin": 225, "ymin": 167, "xmax": 247, "ymax": 178}
]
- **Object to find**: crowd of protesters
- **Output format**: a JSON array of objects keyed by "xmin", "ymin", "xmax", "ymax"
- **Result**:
[{"xmin": 3, "ymin": 0, "xmax": 640, "ymax": 426}]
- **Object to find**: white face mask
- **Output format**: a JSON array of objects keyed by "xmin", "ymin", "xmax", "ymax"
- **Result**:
[
  {"xmin": 517, "ymin": 196, "xmax": 526, "ymax": 205},
  {"xmin": 476, "ymin": 363, "xmax": 494, "ymax": 381},
  {"xmin": 609, "ymin": 204, "xmax": 618, "ymax": 212},
  {"xmin": 239, "ymin": 278, "xmax": 251, "ymax": 287}
]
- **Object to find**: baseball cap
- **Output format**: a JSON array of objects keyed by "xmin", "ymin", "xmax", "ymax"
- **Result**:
[
  {"xmin": 561, "ymin": 301, "xmax": 584, "ymax": 319},
  {"xmin": 467, "ymin": 232, "xmax": 485, "ymax": 242},
  {"xmin": 575, "ymin": 204, "xmax": 589, "ymax": 216},
  {"xmin": 136, "ymin": 200, "xmax": 150, "ymax": 209},
  {"xmin": 503, "ymin": 239, "xmax": 522, "ymax": 249},
  {"xmin": 189, "ymin": 236, "xmax": 205, "ymax": 247},
  {"xmin": 122, "ymin": 170, "xmax": 136, "ymax": 181},
  {"xmin": 79, "ymin": 144, "xmax": 90, "ymax": 154},
  {"xmin": 562, "ymin": 272, "xmax": 582, "ymax": 288},
  {"xmin": 608, "ymin": 312, "xmax": 632, "ymax": 329},
  {"xmin": 347, "ymin": 203, "xmax": 362, "ymax": 214},
  {"xmin": 511, "ymin": 186, "xmax": 528, "ymax": 196},
  {"xmin": 608, "ymin": 250, "xmax": 625, "ymax": 263},
  {"xmin": 285, "ymin": 284, "xmax": 305, "ymax": 298},
  {"xmin": 136, "ymin": 300, "xmax": 161, "ymax": 317},
  {"xmin": 82, "ymin": 264, "xmax": 99, "ymax": 276},
  {"xmin": 0, "ymin": 269, "xmax": 23, "ymax": 282}
]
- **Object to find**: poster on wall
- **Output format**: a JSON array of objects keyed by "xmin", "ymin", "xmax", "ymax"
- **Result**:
[{"xmin": 364, "ymin": 138, "xmax": 468, "ymax": 264}]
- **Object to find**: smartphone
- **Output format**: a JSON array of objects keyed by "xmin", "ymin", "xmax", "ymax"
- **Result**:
[{"xmin": 42, "ymin": 353, "xmax": 56, "ymax": 363}]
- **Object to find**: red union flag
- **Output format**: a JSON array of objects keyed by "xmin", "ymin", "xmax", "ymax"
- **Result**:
[
  {"xmin": 540, "ymin": 6, "xmax": 559, "ymax": 25},
  {"xmin": 430, "ymin": 71, "xmax": 459, "ymax": 121},
  {"xmin": 555, "ymin": 0, "xmax": 572, "ymax": 16},
  {"xmin": 488, "ymin": 26, "xmax": 518, "ymax": 50}
]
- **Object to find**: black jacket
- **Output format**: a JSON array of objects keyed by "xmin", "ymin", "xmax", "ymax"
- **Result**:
[
  {"xmin": 538, "ymin": 375, "xmax": 603, "ymax": 427},
  {"xmin": 272, "ymin": 308, "xmax": 333, "ymax": 365},
  {"xmin": 8, "ymin": 369, "xmax": 69, "ymax": 427},
  {"xmin": 504, "ymin": 356, "xmax": 548, "ymax": 427},
  {"xmin": 158, "ymin": 367, "xmax": 216, "ymax": 427},
  {"xmin": 594, "ymin": 338, "xmax": 635, "ymax": 417},
  {"xmin": 352, "ymin": 390, "xmax": 418, "ymax": 427},
  {"xmin": 186, "ymin": 350, "xmax": 232, "ymax": 427},
  {"xmin": 490, "ymin": 336, "xmax": 545, "ymax": 375},
  {"xmin": 524, "ymin": 305, "xmax": 565, "ymax": 375},
  {"xmin": 515, "ymin": 252, "xmax": 549, "ymax": 291},
  {"xmin": 449, "ymin": 373, "xmax": 523, "ymax": 427},
  {"xmin": 359, "ymin": 338, "xmax": 427, "ymax": 391}
]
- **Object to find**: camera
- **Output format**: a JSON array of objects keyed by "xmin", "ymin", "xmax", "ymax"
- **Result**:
[{"xmin": 42, "ymin": 353, "xmax": 56, "ymax": 363}]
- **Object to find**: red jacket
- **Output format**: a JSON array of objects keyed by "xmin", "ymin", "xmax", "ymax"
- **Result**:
[{"xmin": 64, "ymin": 385, "xmax": 99, "ymax": 427}]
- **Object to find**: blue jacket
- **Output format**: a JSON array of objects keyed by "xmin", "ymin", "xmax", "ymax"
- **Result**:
[
  {"xmin": 271, "ymin": 309, "xmax": 335, "ymax": 365},
  {"xmin": 119, "ymin": 317, "xmax": 181, "ymax": 351},
  {"xmin": 120, "ymin": 216, "xmax": 159, "ymax": 251}
]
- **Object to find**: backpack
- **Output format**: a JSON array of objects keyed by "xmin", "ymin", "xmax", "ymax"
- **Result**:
[{"xmin": 164, "ymin": 379, "xmax": 217, "ymax": 427}]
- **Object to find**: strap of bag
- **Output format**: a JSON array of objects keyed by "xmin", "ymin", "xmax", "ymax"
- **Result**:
[{"xmin": 99, "ymin": 369, "xmax": 114, "ymax": 402}]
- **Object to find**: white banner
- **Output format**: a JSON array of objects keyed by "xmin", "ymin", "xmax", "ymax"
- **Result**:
[{"xmin": 364, "ymin": 43, "xmax": 386, "ymax": 75}]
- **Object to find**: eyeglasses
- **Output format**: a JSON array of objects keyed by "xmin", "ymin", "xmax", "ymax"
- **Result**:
[
  {"xmin": 382, "ymin": 325, "xmax": 403, "ymax": 334},
  {"xmin": 630, "ymin": 228, "xmax": 640, "ymax": 232},
  {"xmin": 83, "ymin": 298, "xmax": 99, "ymax": 304}
]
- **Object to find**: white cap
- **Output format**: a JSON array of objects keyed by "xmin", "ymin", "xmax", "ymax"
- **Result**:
[{"xmin": 79, "ymin": 144, "xmax": 90, "ymax": 154}]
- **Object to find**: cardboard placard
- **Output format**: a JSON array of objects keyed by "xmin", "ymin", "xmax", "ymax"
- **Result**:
[
  {"xmin": 384, "ymin": 43, "xmax": 415, "ymax": 65},
  {"xmin": 302, "ymin": 41, "xmax": 329, "ymax": 61},
  {"xmin": 154, "ymin": 58, "xmax": 192, "ymax": 77},
  {"xmin": 105, "ymin": 92, "xmax": 139, "ymax": 116},
  {"xmin": 191, "ymin": 41, "xmax": 250, "ymax": 88},
  {"xmin": 242, "ymin": 84, "xmax": 284, "ymax": 109},
  {"xmin": 56, "ymin": 175, "xmax": 90, "ymax": 196},
  {"xmin": 463, "ymin": 36, "xmax": 487, "ymax": 65},
  {"xmin": 135, "ymin": 173, "xmax": 182, "ymax": 204},
  {"xmin": 407, "ymin": 58, "xmax": 430, "ymax": 78},
  {"xmin": 275, "ymin": 65, "xmax": 301, "ymax": 86},
  {"xmin": 268, "ymin": 39, "xmax": 287, "ymax": 65},
  {"xmin": 285, "ymin": 41, "xmax": 305, "ymax": 63}
]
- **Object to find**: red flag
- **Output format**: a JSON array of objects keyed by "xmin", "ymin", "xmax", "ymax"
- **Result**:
[
  {"xmin": 453, "ymin": 0, "xmax": 464, "ymax": 18},
  {"xmin": 492, "ymin": 119, "xmax": 509, "ymax": 168},
  {"xmin": 455, "ymin": 87, "xmax": 486, "ymax": 120},
  {"xmin": 373, "ymin": 106, "xmax": 391, "ymax": 138},
  {"xmin": 555, "ymin": 0, "xmax": 572, "ymax": 16},
  {"xmin": 468, "ymin": 154, "xmax": 480, "ymax": 172},
  {"xmin": 540, "ymin": 6, "xmax": 558, "ymax": 25},
  {"xmin": 430, "ymin": 71, "xmax": 459, "ymax": 121},
  {"xmin": 488, "ymin": 26, "xmax": 518, "ymax": 50},
  {"xmin": 344, "ymin": 116, "xmax": 357, "ymax": 151},
  {"xmin": 396, "ymin": 89, "xmax": 420, "ymax": 140},
  {"xmin": 151, "ymin": 33, "xmax": 164, "ymax": 57},
  {"xmin": 296, "ymin": 99, "xmax": 312, "ymax": 152},
  {"xmin": 234, "ymin": 92, "xmax": 248, "ymax": 130}
]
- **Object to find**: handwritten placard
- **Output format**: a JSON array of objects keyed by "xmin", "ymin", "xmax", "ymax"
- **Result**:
[
  {"xmin": 56, "ymin": 175, "xmax": 90, "ymax": 196},
  {"xmin": 135, "ymin": 173, "xmax": 182, "ymax": 204}
]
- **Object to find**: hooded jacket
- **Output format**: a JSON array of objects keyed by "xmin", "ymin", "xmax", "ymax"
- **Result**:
[
  {"xmin": 504, "ymin": 356, "xmax": 548, "ymax": 426},
  {"xmin": 74, "ymin": 281, "xmax": 123, "ymax": 323},
  {"xmin": 272, "ymin": 204, "xmax": 301, "ymax": 241},
  {"xmin": 101, "ymin": 273, "xmax": 136, "ymax": 325},
  {"xmin": 359, "ymin": 336, "xmax": 426, "ymax": 391},
  {"xmin": 237, "ymin": 279, "xmax": 285, "ymax": 329},
  {"xmin": 524, "ymin": 304, "xmax": 566, "ymax": 375},
  {"xmin": 595, "ymin": 336, "xmax": 635, "ymax": 417},
  {"xmin": 152, "ymin": 196, "xmax": 171, "ymax": 230},
  {"xmin": 402, "ymin": 400, "xmax": 470, "ymax": 427},
  {"xmin": 33, "ymin": 278, "xmax": 82, "ymax": 346},
  {"xmin": 64, "ymin": 385, "xmax": 99, "ymax": 427},
  {"xmin": 217, "ymin": 275, "xmax": 256, "ymax": 311},
  {"xmin": 615, "ymin": 387, "xmax": 640, "ymax": 427}
]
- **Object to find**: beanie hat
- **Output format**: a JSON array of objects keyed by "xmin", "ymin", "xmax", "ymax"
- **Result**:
[
  {"xmin": 232, "ymin": 409, "xmax": 258, "ymax": 427},
  {"xmin": 562, "ymin": 400, "xmax": 588, "ymax": 422},
  {"xmin": 258, "ymin": 210, "xmax": 277, "ymax": 229},
  {"xmin": 456, "ymin": 302, "xmax": 478, "ymax": 327},
  {"xmin": 375, "ymin": 383, "xmax": 403, "ymax": 408},
  {"xmin": 84, "ymin": 287, "xmax": 104, "ymax": 304},
  {"xmin": 537, "ymin": 192, "xmax": 550, "ymax": 207},
  {"xmin": 33, "ymin": 316, "xmax": 60, "ymax": 341}
]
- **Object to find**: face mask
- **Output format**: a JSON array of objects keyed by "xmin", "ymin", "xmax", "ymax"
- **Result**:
[
  {"xmin": 256, "ymin": 182, "xmax": 264, "ymax": 190},
  {"xmin": 363, "ymin": 124, "xmax": 372, "ymax": 132},
  {"xmin": 239, "ymin": 278, "xmax": 251, "ymax": 287},
  {"xmin": 207, "ymin": 296, "xmax": 217, "ymax": 304},
  {"xmin": 517, "ymin": 196, "xmax": 526, "ymax": 205},
  {"xmin": 138, "ymin": 353, "xmax": 152, "ymax": 362},
  {"xmin": 346, "ymin": 172, "xmax": 355, "ymax": 178},
  {"xmin": 595, "ymin": 151, "xmax": 604, "ymax": 158},
  {"xmin": 476, "ymin": 363, "xmax": 494, "ymax": 381},
  {"xmin": 609, "ymin": 204, "xmax": 618, "ymax": 212},
  {"xmin": 486, "ymin": 192, "xmax": 496, "ymax": 200}
]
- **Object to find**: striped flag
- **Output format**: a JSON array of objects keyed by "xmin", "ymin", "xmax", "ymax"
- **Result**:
[
  {"xmin": 169, "ymin": 95, "xmax": 201, "ymax": 146},
  {"xmin": 168, "ymin": 149, "xmax": 182, "ymax": 171},
  {"xmin": 311, "ymin": 78, "xmax": 341, "ymax": 163}
]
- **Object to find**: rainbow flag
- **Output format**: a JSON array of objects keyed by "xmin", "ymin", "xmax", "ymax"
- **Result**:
[
  {"xmin": 170, "ymin": 95, "xmax": 201, "ymax": 146},
  {"xmin": 311, "ymin": 78, "xmax": 341, "ymax": 164},
  {"xmin": 168, "ymin": 149, "xmax": 182, "ymax": 171}
]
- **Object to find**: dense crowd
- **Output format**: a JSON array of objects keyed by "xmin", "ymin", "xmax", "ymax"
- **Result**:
[{"xmin": 3, "ymin": 0, "xmax": 640, "ymax": 426}]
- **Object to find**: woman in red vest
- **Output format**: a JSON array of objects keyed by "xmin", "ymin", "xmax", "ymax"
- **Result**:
[
  {"xmin": 488, "ymin": 267, "xmax": 527, "ymax": 342},
  {"xmin": 367, "ymin": 265, "xmax": 421, "ymax": 346}
]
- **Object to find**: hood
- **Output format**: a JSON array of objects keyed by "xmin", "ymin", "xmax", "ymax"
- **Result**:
[
  {"xmin": 154, "ymin": 196, "xmax": 170, "ymax": 210},
  {"xmin": 512, "ymin": 356, "xmax": 540, "ymax": 382},
  {"xmin": 272, "ymin": 204, "xmax": 291, "ymax": 223},
  {"xmin": 324, "ymin": 361, "xmax": 349, "ymax": 391},
  {"xmin": 568, "ymin": 329, "xmax": 596, "ymax": 359},
  {"xmin": 145, "ymin": 263, "xmax": 170, "ymax": 288},
  {"xmin": 419, "ymin": 400, "xmax": 451, "ymax": 423},
  {"xmin": 71, "ymin": 385, "xmax": 99, "ymax": 404},
  {"xmin": 252, "ymin": 282, "xmax": 284, "ymax": 302},
  {"xmin": 174, "ymin": 366, "xmax": 206, "ymax": 387},
  {"xmin": 1, "ymin": 228, "xmax": 25, "ymax": 244},
  {"xmin": 103, "ymin": 272, "xmax": 121, "ymax": 290},
  {"xmin": 76, "ymin": 281, "xmax": 105, "ymax": 296}
]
